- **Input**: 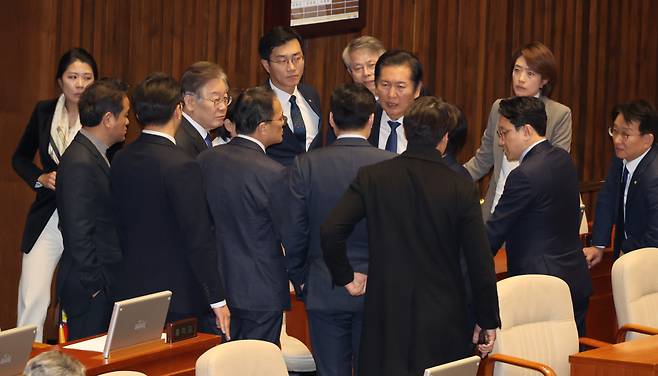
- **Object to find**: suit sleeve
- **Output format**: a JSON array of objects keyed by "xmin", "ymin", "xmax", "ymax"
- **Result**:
[
  {"xmin": 622, "ymin": 177, "xmax": 658, "ymax": 252},
  {"xmin": 166, "ymin": 159, "xmax": 226, "ymax": 304},
  {"xmin": 56, "ymin": 160, "xmax": 105, "ymax": 294},
  {"xmin": 320, "ymin": 172, "xmax": 367, "ymax": 286},
  {"xmin": 591, "ymin": 159, "xmax": 620, "ymax": 246},
  {"xmin": 12, "ymin": 102, "xmax": 47, "ymax": 188},
  {"xmin": 486, "ymin": 169, "xmax": 535, "ymax": 253},
  {"xmin": 548, "ymin": 104, "xmax": 572, "ymax": 152},
  {"xmin": 281, "ymin": 156, "xmax": 310, "ymax": 290},
  {"xmin": 464, "ymin": 102, "xmax": 498, "ymax": 181},
  {"xmin": 459, "ymin": 181, "xmax": 501, "ymax": 330}
]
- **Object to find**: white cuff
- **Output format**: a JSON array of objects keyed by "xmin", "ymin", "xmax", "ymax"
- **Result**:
[{"xmin": 210, "ymin": 300, "xmax": 227, "ymax": 308}]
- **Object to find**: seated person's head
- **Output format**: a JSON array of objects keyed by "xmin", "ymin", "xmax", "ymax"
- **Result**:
[
  {"xmin": 329, "ymin": 83, "xmax": 376, "ymax": 135},
  {"xmin": 131, "ymin": 73, "xmax": 183, "ymax": 127},
  {"xmin": 404, "ymin": 96, "xmax": 459, "ymax": 151},
  {"xmin": 24, "ymin": 351, "xmax": 85, "ymax": 376}
]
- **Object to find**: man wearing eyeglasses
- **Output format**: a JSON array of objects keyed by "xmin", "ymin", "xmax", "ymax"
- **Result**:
[
  {"xmin": 175, "ymin": 61, "xmax": 232, "ymax": 158},
  {"xmin": 259, "ymin": 26, "xmax": 322, "ymax": 166},
  {"xmin": 583, "ymin": 100, "xmax": 658, "ymax": 267},
  {"xmin": 342, "ymin": 36, "xmax": 386, "ymax": 97}
]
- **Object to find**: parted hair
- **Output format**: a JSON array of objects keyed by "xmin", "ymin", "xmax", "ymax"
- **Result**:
[
  {"xmin": 56, "ymin": 47, "xmax": 98, "ymax": 81},
  {"xmin": 612, "ymin": 99, "xmax": 658, "ymax": 143},
  {"xmin": 375, "ymin": 50, "xmax": 423, "ymax": 90},
  {"xmin": 498, "ymin": 96, "xmax": 548, "ymax": 136},
  {"xmin": 258, "ymin": 26, "xmax": 303, "ymax": 60},
  {"xmin": 342, "ymin": 35, "xmax": 386, "ymax": 68},
  {"xmin": 24, "ymin": 351, "xmax": 85, "ymax": 376},
  {"xmin": 511, "ymin": 41, "xmax": 557, "ymax": 97},
  {"xmin": 181, "ymin": 61, "xmax": 229, "ymax": 95}
]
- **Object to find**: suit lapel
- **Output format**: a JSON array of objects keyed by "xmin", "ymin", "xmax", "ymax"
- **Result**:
[
  {"xmin": 182, "ymin": 117, "xmax": 208, "ymax": 153},
  {"xmin": 627, "ymin": 146, "xmax": 657, "ymax": 204},
  {"xmin": 75, "ymin": 132, "xmax": 110, "ymax": 176},
  {"xmin": 368, "ymin": 106, "xmax": 383, "ymax": 147}
]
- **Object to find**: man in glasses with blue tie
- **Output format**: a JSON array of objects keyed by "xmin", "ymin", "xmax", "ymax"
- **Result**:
[
  {"xmin": 583, "ymin": 100, "xmax": 658, "ymax": 267},
  {"xmin": 259, "ymin": 26, "xmax": 323, "ymax": 166},
  {"xmin": 175, "ymin": 61, "xmax": 231, "ymax": 158},
  {"xmin": 368, "ymin": 50, "xmax": 423, "ymax": 154}
]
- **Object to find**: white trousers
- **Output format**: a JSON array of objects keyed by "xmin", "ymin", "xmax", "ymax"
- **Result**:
[{"xmin": 16, "ymin": 210, "xmax": 63, "ymax": 342}]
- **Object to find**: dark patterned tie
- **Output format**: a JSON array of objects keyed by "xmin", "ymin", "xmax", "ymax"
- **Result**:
[
  {"xmin": 289, "ymin": 95, "xmax": 306, "ymax": 144},
  {"xmin": 614, "ymin": 166, "xmax": 629, "ymax": 258},
  {"xmin": 204, "ymin": 133, "xmax": 213, "ymax": 149},
  {"xmin": 386, "ymin": 121, "xmax": 401, "ymax": 153}
]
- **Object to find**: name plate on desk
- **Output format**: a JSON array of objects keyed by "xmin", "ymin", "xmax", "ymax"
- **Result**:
[{"xmin": 165, "ymin": 318, "xmax": 197, "ymax": 344}]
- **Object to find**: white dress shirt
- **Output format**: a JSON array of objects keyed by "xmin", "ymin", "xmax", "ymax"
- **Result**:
[
  {"xmin": 377, "ymin": 111, "xmax": 407, "ymax": 154},
  {"xmin": 269, "ymin": 80, "xmax": 319, "ymax": 151}
]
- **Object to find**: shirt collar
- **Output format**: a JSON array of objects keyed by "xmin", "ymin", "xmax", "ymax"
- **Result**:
[
  {"xmin": 337, "ymin": 133, "xmax": 367, "ymax": 140},
  {"xmin": 182, "ymin": 112, "xmax": 210, "ymax": 139},
  {"xmin": 624, "ymin": 147, "xmax": 651, "ymax": 176},
  {"xmin": 520, "ymin": 139, "xmax": 546, "ymax": 162},
  {"xmin": 142, "ymin": 129, "xmax": 177, "ymax": 145},
  {"xmin": 236, "ymin": 134, "xmax": 266, "ymax": 152},
  {"xmin": 382, "ymin": 110, "xmax": 404, "ymax": 124},
  {"xmin": 269, "ymin": 79, "xmax": 300, "ymax": 103}
]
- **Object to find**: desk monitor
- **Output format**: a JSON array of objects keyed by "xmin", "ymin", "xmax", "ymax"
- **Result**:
[
  {"xmin": 103, "ymin": 290, "xmax": 172, "ymax": 359},
  {"xmin": 424, "ymin": 355, "xmax": 480, "ymax": 376},
  {"xmin": 0, "ymin": 325, "xmax": 37, "ymax": 376}
]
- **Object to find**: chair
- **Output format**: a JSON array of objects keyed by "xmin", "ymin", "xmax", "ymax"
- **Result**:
[
  {"xmin": 98, "ymin": 372, "xmax": 147, "ymax": 376},
  {"xmin": 480, "ymin": 274, "xmax": 608, "ymax": 376},
  {"xmin": 611, "ymin": 247, "xmax": 658, "ymax": 342},
  {"xmin": 280, "ymin": 311, "xmax": 316, "ymax": 373},
  {"xmin": 195, "ymin": 340, "xmax": 288, "ymax": 376}
]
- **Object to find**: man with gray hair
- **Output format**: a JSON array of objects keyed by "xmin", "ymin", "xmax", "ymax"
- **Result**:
[
  {"xmin": 342, "ymin": 35, "xmax": 386, "ymax": 96},
  {"xmin": 24, "ymin": 351, "xmax": 85, "ymax": 376},
  {"xmin": 176, "ymin": 61, "xmax": 232, "ymax": 157}
]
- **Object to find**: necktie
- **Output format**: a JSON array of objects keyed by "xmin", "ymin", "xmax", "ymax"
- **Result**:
[
  {"xmin": 289, "ymin": 95, "xmax": 306, "ymax": 144},
  {"xmin": 386, "ymin": 121, "xmax": 401, "ymax": 153},
  {"xmin": 204, "ymin": 133, "xmax": 213, "ymax": 149},
  {"xmin": 614, "ymin": 166, "xmax": 629, "ymax": 258}
]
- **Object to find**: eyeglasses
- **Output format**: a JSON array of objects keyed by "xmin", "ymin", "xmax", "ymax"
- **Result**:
[
  {"xmin": 263, "ymin": 115, "xmax": 288, "ymax": 124},
  {"xmin": 496, "ymin": 128, "xmax": 512, "ymax": 139},
  {"xmin": 192, "ymin": 93, "xmax": 232, "ymax": 107},
  {"xmin": 269, "ymin": 53, "xmax": 304, "ymax": 66},
  {"xmin": 350, "ymin": 61, "xmax": 377, "ymax": 74},
  {"xmin": 608, "ymin": 127, "xmax": 642, "ymax": 141}
]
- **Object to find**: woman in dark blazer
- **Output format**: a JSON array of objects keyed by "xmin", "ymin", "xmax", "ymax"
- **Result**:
[{"xmin": 12, "ymin": 48, "xmax": 97, "ymax": 342}]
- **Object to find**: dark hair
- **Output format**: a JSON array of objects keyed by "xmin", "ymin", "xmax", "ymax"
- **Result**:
[
  {"xmin": 55, "ymin": 48, "xmax": 98, "ymax": 81},
  {"xmin": 330, "ymin": 83, "xmax": 376, "ymax": 131},
  {"xmin": 511, "ymin": 41, "xmax": 557, "ymax": 97},
  {"xmin": 131, "ymin": 73, "xmax": 182, "ymax": 126},
  {"xmin": 180, "ymin": 61, "xmax": 229, "ymax": 95},
  {"xmin": 611, "ymin": 100, "xmax": 658, "ymax": 142},
  {"xmin": 258, "ymin": 26, "xmax": 303, "ymax": 60},
  {"xmin": 498, "ymin": 96, "xmax": 548, "ymax": 136},
  {"xmin": 78, "ymin": 78, "xmax": 128, "ymax": 127},
  {"xmin": 233, "ymin": 86, "xmax": 276, "ymax": 135},
  {"xmin": 374, "ymin": 50, "xmax": 423, "ymax": 90},
  {"xmin": 445, "ymin": 107, "xmax": 468, "ymax": 157},
  {"xmin": 404, "ymin": 96, "xmax": 459, "ymax": 147}
]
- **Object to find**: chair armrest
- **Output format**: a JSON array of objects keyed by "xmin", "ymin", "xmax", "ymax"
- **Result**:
[
  {"xmin": 478, "ymin": 353, "xmax": 557, "ymax": 376},
  {"xmin": 616, "ymin": 323, "xmax": 658, "ymax": 343},
  {"xmin": 578, "ymin": 336, "xmax": 611, "ymax": 349}
]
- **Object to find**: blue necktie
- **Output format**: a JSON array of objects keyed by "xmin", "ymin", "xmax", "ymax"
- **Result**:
[
  {"xmin": 289, "ymin": 95, "xmax": 306, "ymax": 144},
  {"xmin": 204, "ymin": 133, "xmax": 213, "ymax": 149},
  {"xmin": 614, "ymin": 166, "xmax": 629, "ymax": 258},
  {"xmin": 386, "ymin": 121, "xmax": 401, "ymax": 153}
]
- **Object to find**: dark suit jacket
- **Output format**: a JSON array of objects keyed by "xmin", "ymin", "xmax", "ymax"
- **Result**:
[
  {"xmin": 282, "ymin": 137, "xmax": 395, "ymax": 311},
  {"xmin": 197, "ymin": 137, "xmax": 290, "ymax": 311},
  {"xmin": 321, "ymin": 145, "xmax": 500, "ymax": 376},
  {"xmin": 367, "ymin": 105, "xmax": 384, "ymax": 148},
  {"xmin": 110, "ymin": 133, "xmax": 225, "ymax": 316},
  {"xmin": 56, "ymin": 132, "xmax": 121, "ymax": 315},
  {"xmin": 487, "ymin": 141, "xmax": 592, "ymax": 307},
  {"xmin": 175, "ymin": 116, "xmax": 209, "ymax": 158},
  {"xmin": 266, "ymin": 82, "xmax": 323, "ymax": 166},
  {"xmin": 12, "ymin": 99, "xmax": 59, "ymax": 253},
  {"xmin": 591, "ymin": 145, "xmax": 658, "ymax": 252}
]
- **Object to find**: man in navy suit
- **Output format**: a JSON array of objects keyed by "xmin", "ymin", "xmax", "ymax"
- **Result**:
[
  {"xmin": 197, "ymin": 86, "xmax": 290, "ymax": 345},
  {"xmin": 110, "ymin": 73, "xmax": 230, "ymax": 338},
  {"xmin": 282, "ymin": 84, "xmax": 394, "ymax": 376},
  {"xmin": 487, "ymin": 96, "xmax": 592, "ymax": 336},
  {"xmin": 583, "ymin": 100, "xmax": 658, "ymax": 266},
  {"xmin": 56, "ymin": 79, "xmax": 128, "ymax": 340},
  {"xmin": 259, "ymin": 26, "xmax": 323, "ymax": 166},
  {"xmin": 368, "ymin": 50, "xmax": 423, "ymax": 154}
]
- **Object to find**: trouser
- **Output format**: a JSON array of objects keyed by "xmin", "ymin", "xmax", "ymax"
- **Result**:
[
  {"xmin": 66, "ymin": 291, "xmax": 113, "ymax": 341},
  {"xmin": 229, "ymin": 308, "xmax": 283, "ymax": 346},
  {"xmin": 17, "ymin": 211, "xmax": 63, "ymax": 342},
  {"xmin": 307, "ymin": 309, "xmax": 364, "ymax": 376}
]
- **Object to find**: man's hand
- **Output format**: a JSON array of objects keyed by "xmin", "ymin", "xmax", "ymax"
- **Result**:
[
  {"xmin": 583, "ymin": 246, "xmax": 604, "ymax": 269},
  {"xmin": 213, "ymin": 305, "xmax": 231, "ymax": 340},
  {"xmin": 38, "ymin": 171, "xmax": 57, "ymax": 190},
  {"xmin": 472, "ymin": 324, "xmax": 496, "ymax": 358},
  {"xmin": 344, "ymin": 272, "xmax": 367, "ymax": 296}
]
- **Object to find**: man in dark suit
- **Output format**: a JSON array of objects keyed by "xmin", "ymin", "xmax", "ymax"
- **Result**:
[
  {"xmin": 584, "ymin": 100, "xmax": 658, "ymax": 266},
  {"xmin": 175, "ymin": 61, "xmax": 232, "ymax": 157},
  {"xmin": 321, "ymin": 97, "xmax": 500, "ymax": 376},
  {"xmin": 368, "ymin": 50, "xmax": 422, "ymax": 154},
  {"xmin": 197, "ymin": 86, "xmax": 289, "ymax": 344},
  {"xmin": 487, "ymin": 96, "xmax": 592, "ymax": 336},
  {"xmin": 110, "ymin": 73, "xmax": 230, "ymax": 337},
  {"xmin": 56, "ymin": 79, "xmax": 128, "ymax": 340},
  {"xmin": 282, "ymin": 84, "xmax": 394, "ymax": 376},
  {"xmin": 259, "ymin": 26, "xmax": 323, "ymax": 166}
]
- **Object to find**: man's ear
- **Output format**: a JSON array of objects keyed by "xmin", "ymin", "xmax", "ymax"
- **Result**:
[
  {"xmin": 414, "ymin": 82, "xmax": 423, "ymax": 99},
  {"xmin": 261, "ymin": 59, "xmax": 271, "ymax": 75}
]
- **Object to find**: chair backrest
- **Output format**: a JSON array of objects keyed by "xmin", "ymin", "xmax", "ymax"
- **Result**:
[
  {"xmin": 97, "ymin": 371, "xmax": 147, "ymax": 375},
  {"xmin": 195, "ymin": 340, "xmax": 288, "ymax": 376},
  {"xmin": 493, "ymin": 275, "xmax": 579, "ymax": 376},
  {"xmin": 612, "ymin": 247, "xmax": 658, "ymax": 340}
]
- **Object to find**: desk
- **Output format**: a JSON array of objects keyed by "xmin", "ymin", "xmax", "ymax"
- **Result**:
[
  {"xmin": 31, "ymin": 333, "xmax": 220, "ymax": 375},
  {"xmin": 570, "ymin": 335, "xmax": 658, "ymax": 375}
]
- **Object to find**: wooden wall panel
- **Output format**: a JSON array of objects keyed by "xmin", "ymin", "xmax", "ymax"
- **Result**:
[{"xmin": 1, "ymin": 0, "xmax": 657, "ymax": 336}]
